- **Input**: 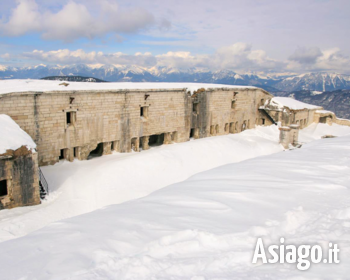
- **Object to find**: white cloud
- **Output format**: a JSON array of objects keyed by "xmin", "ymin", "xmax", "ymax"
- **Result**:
[
  {"xmin": 0, "ymin": 0, "xmax": 158, "ymax": 42},
  {"xmin": 289, "ymin": 47, "xmax": 323, "ymax": 64},
  {"xmin": 155, "ymin": 43, "xmax": 285, "ymax": 71},
  {"xmin": 23, "ymin": 49, "xmax": 157, "ymax": 67},
  {"xmin": 287, "ymin": 47, "xmax": 350, "ymax": 73},
  {"xmin": 0, "ymin": 0, "xmax": 41, "ymax": 36},
  {"xmin": 17, "ymin": 43, "xmax": 284, "ymax": 72},
  {"xmin": 9, "ymin": 43, "xmax": 350, "ymax": 74}
]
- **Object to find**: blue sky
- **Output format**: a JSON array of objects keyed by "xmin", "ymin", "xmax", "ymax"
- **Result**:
[{"xmin": 0, "ymin": 0, "xmax": 349, "ymax": 73}]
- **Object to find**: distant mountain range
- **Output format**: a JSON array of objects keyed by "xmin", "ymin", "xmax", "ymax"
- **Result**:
[
  {"xmin": 274, "ymin": 89, "xmax": 350, "ymax": 119},
  {"xmin": 41, "ymin": 76, "xmax": 107, "ymax": 83},
  {"xmin": 1, "ymin": 64, "xmax": 350, "ymax": 92}
]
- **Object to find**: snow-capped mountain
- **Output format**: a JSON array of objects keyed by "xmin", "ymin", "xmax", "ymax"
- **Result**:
[
  {"xmin": 274, "ymin": 72, "xmax": 350, "ymax": 92},
  {"xmin": 1, "ymin": 64, "xmax": 350, "ymax": 92}
]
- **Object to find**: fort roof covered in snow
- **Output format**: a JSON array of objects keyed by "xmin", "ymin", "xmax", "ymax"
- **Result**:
[
  {"xmin": 268, "ymin": 97, "xmax": 322, "ymax": 110},
  {"xmin": 0, "ymin": 114, "xmax": 36, "ymax": 155},
  {"xmin": 0, "ymin": 79, "xmax": 257, "ymax": 96}
]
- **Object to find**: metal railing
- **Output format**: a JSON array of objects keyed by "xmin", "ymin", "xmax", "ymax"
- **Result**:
[
  {"xmin": 39, "ymin": 167, "xmax": 49, "ymax": 199},
  {"xmin": 259, "ymin": 108, "xmax": 278, "ymax": 125}
]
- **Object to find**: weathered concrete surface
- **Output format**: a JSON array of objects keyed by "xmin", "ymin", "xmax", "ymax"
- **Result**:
[{"xmin": 0, "ymin": 146, "xmax": 40, "ymax": 209}]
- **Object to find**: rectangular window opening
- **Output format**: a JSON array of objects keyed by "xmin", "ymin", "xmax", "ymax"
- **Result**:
[
  {"xmin": 66, "ymin": 112, "xmax": 71, "ymax": 124},
  {"xmin": 262, "ymin": 118, "xmax": 265, "ymax": 125},
  {"xmin": 59, "ymin": 149, "xmax": 65, "ymax": 160},
  {"xmin": 190, "ymin": 128, "xmax": 195, "ymax": 138},
  {"xmin": 231, "ymin": 100, "xmax": 235, "ymax": 109},
  {"xmin": 140, "ymin": 106, "xmax": 148, "ymax": 118},
  {"xmin": 66, "ymin": 111, "xmax": 76, "ymax": 125},
  {"xmin": 0, "ymin": 180, "xmax": 8, "ymax": 197}
]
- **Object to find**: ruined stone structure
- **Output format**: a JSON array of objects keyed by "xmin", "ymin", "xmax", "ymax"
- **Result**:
[
  {"xmin": 1, "ymin": 81, "xmax": 350, "ymax": 210},
  {"xmin": 314, "ymin": 110, "xmax": 350, "ymax": 127},
  {"xmin": 0, "ymin": 84, "xmax": 273, "ymax": 166},
  {"xmin": 0, "ymin": 115, "xmax": 41, "ymax": 209},
  {"xmin": 0, "ymin": 147, "xmax": 40, "ymax": 209},
  {"xmin": 262, "ymin": 97, "xmax": 350, "ymax": 148}
]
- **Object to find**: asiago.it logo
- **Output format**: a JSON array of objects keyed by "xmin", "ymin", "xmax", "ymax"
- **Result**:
[{"xmin": 252, "ymin": 237, "xmax": 340, "ymax": 271}]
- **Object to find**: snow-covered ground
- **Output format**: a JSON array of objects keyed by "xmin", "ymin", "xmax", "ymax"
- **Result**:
[
  {"xmin": 0, "ymin": 124, "xmax": 349, "ymax": 244},
  {"xmin": 0, "ymin": 125, "xmax": 282, "ymax": 242},
  {"xmin": 299, "ymin": 122, "xmax": 350, "ymax": 143},
  {"xmin": 0, "ymin": 124, "xmax": 350, "ymax": 279}
]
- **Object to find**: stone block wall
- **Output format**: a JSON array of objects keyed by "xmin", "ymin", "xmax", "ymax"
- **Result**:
[
  {"xmin": 0, "ymin": 87, "xmax": 273, "ymax": 166},
  {"xmin": 191, "ymin": 88, "xmax": 273, "ymax": 138},
  {"xmin": 0, "ymin": 89, "xmax": 192, "ymax": 166},
  {"xmin": 0, "ymin": 147, "xmax": 40, "ymax": 209}
]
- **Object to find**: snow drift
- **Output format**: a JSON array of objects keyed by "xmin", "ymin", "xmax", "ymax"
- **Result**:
[
  {"xmin": 0, "ymin": 130, "xmax": 350, "ymax": 279},
  {"xmin": 0, "ymin": 125, "xmax": 282, "ymax": 242}
]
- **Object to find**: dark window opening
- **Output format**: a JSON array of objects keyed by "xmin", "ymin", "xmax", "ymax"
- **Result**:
[
  {"xmin": 190, "ymin": 128, "xmax": 195, "ymax": 138},
  {"xmin": 148, "ymin": 134, "xmax": 164, "ymax": 147},
  {"xmin": 88, "ymin": 143, "xmax": 104, "ymax": 160},
  {"xmin": 262, "ymin": 118, "xmax": 265, "ymax": 125},
  {"xmin": 66, "ymin": 112, "xmax": 71, "ymax": 124},
  {"xmin": 140, "ymin": 107, "xmax": 144, "ymax": 117},
  {"xmin": 74, "ymin": 147, "xmax": 78, "ymax": 158},
  {"xmin": 0, "ymin": 180, "xmax": 8, "ymax": 197},
  {"xmin": 59, "ymin": 149, "xmax": 65, "ymax": 160},
  {"xmin": 66, "ymin": 111, "xmax": 76, "ymax": 125},
  {"xmin": 140, "ymin": 106, "xmax": 149, "ymax": 118}
]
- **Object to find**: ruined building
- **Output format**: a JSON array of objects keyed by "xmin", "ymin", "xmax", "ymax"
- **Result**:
[
  {"xmin": 0, "ymin": 115, "xmax": 41, "ymax": 209},
  {"xmin": 0, "ymin": 80, "xmax": 349, "ymax": 209}
]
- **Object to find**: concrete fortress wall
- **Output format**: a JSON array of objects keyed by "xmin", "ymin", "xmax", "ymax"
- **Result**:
[
  {"xmin": 0, "ymin": 87, "xmax": 273, "ymax": 166},
  {"xmin": 0, "ymin": 147, "xmax": 40, "ymax": 209}
]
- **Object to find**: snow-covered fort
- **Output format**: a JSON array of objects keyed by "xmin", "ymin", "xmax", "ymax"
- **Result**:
[{"xmin": 0, "ymin": 79, "xmax": 349, "ymax": 209}]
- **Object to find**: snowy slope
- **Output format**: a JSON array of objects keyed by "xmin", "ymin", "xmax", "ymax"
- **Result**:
[
  {"xmin": 0, "ymin": 131, "xmax": 350, "ymax": 279},
  {"xmin": 0, "ymin": 125, "xmax": 281, "ymax": 242},
  {"xmin": 0, "ymin": 114, "xmax": 36, "ymax": 154},
  {"xmin": 299, "ymin": 123, "xmax": 350, "ymax": 142},
  {"xmin": 0, "ymin": 79, "xmax": 256, "ymax": 95}
]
